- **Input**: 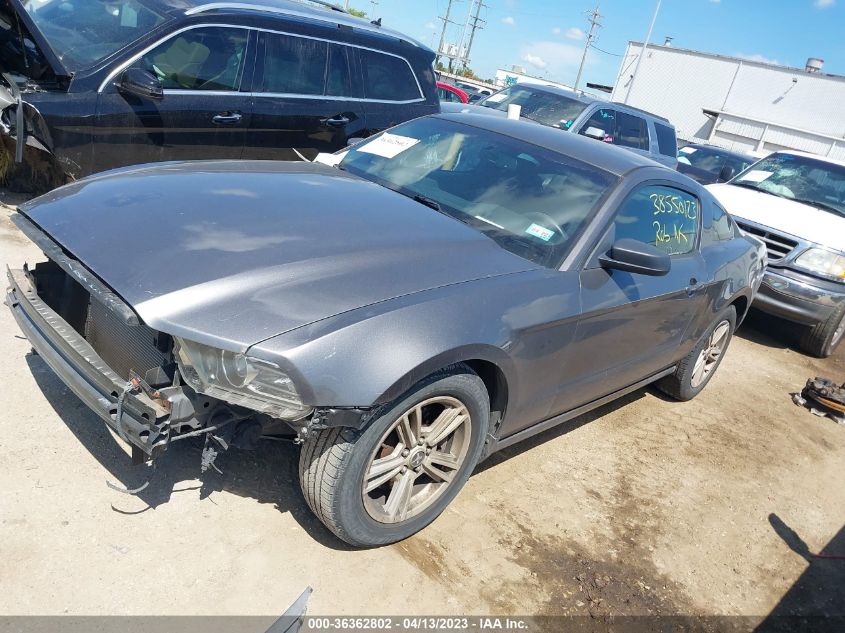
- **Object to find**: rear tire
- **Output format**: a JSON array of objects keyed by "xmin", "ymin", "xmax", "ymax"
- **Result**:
[
  {"xmin": 298, "ymin": 364, "xmax": 489, "ymax": 547},
  {"xmin": 800, "ymin": 304, "xmax": 845, "ymax": 358},
  {"xmin": 656, "ymin": 306, "xmax": 736, "ymax": 401}
]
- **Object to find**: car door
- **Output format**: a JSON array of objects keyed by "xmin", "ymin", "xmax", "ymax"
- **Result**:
[
  {"xmin": 552, "ymin": 180, "xmax": 707, "ymax": 414},
  {"xmin": 244, "ymin": 32, "xmax": 365, "ymax": 161},
  {"xmin": 93, "ymin": 25, "xmax": 254, "ymax": 172}
]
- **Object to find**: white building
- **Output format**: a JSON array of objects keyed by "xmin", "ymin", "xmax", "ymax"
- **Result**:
[{"xmin": 611, "ymin": 42, "xmax": 845, "ymax": 159}]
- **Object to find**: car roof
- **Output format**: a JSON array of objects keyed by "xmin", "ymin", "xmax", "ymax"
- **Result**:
[
  {"xmin": 434, "ymin": 112, "xmax": 663, "ymax": 177},
  {"xmin": 499, "ymin": 83, "xmax": 673, "ymax": 125},
  {"xmin": 171, "ymin": 0, "xmax": 428, "ymax": 48},
  {"xmin": 685, "ymin": 143, "xmax": 756, "ymax": 160}
]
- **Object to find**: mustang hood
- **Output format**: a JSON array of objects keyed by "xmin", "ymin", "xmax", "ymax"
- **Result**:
[
  {"xmin": 20, "ymin": 161, "xmax": 536, "ymax": 350},
  {"xmin": 707, "ymin": 183, "xmax": 845, "ymax": 250}
]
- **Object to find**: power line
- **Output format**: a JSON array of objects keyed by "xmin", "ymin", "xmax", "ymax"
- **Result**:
[{"xmin": 589, "ymin": 43, "xmax": 621, "ymax": 57}]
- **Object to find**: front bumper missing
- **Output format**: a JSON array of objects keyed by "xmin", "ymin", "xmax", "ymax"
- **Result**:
[{"xmin": 5, "ymin": 267, "xmax": 170, "ymax": 460}]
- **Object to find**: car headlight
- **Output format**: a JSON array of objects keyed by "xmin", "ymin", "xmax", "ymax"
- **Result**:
[
  {"xmin": 175, "ymin": 338, "xmax": 312, "ymax": 420},
  {"xmin": 793, "ymin": 248, "xmax": 845, "ymax": 283}
]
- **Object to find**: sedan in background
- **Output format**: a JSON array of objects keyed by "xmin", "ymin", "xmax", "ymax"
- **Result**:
[
  {"xmin": 7, "ymin": 113, "xmax": 764, "ymax": 547},
  {"xmin": 677, "ymin": 144, "xmax": 757, "ymax": 185}
]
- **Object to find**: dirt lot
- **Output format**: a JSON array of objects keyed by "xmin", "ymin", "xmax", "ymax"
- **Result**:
[{"xmin": 1, "ymin": 195, "xmax": 843, "ymax": 623}]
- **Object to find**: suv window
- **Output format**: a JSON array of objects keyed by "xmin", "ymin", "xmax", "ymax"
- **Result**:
[
  {"xmin": 261, "ymin": 33, "xmax": 328, "ymax": 95},
  {"xmin": 326, "ymin": 44, "xmax": 353, "ymax": 97},
  {"xmin": 140, "ymin": 27, "xmax": 248, "ymax": 91},
  {"xmin": 579, "ymin": 108, "xmax": 616, "ymax": 143},
  {"xmin": 616, "ymin": 112, "xmax": 649, "ymax": 150},
  {"xmin": 611, "ymin": 185, "xmax": 699, "ymax": 256},
  {"xmin": 654, "ymin": 123, "xmax": 677, "ymax": 156},
  {"xmin": 360, "ymin": 50, "xmax": 421, "ymax": 101}
]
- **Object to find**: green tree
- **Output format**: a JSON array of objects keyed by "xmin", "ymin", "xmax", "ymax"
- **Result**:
[{"xmin": 347, "ymin": 7, "xmax": 367, "ymax": 18}]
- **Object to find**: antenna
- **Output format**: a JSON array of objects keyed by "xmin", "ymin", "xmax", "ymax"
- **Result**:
[{"xmin": 574, "ymin": 4, "xmax": 602, "ymax": 92}]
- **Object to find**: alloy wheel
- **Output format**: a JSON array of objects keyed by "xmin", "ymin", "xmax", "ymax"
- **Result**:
[
  {"xmin": 362, "ymin": 396, "xmax": 472, "ymax": 524},
  {"xmin": 691, "ymin": 320, "xmax": 731, "ymax": 389}
]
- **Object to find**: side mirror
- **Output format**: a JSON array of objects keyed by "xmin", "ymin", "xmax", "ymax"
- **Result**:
[
  {"xmin": 117, "ymin": 68, "xmax": 163, "ymax": 101},
  {"xmin": 718, "ymin": 164, "xmax": 736, "ymax": 182},
  {"xmin": 599, "ymin": 238, "xmax": 671, "ymax": 276},
  {"xmin": 583, "ymin": 126, "xmax": 606, "ymax": 140}
]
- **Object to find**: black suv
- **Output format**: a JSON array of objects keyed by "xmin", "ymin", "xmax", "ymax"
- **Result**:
[{"xmin": 0, "ymin": 0, "xmax": 438, "ymax": 186}]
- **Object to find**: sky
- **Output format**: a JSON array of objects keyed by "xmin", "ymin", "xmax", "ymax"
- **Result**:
[{"xmin": 349, "ymin": 0, "xmax": 845, "ymax": 87}]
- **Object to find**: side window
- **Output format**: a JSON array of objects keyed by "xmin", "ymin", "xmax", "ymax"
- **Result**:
[
  {"xmin": 616, "ymin": 112, "xmax": 649, "ymax": 150},
  {"xmin": 611, "ymin": 185, "xmax": 700, "ymax": 256},
  {"xmin": 326, "ymin": 43, "xmax": 352, "ymax": 97},
  {"xmin": 138, "ymin": 27, "xmax": 248, "ymax": 91},
  {"xmin": 654, "ymin": 122, "xmax": 677, "ymax": 157},
  {"xmin": 260, "ymin": 32, "xmax": 328, "ymax": 95},
  {"xmin": 360, "ymin": 50, "xmax": 421, "ymax": 101},
  {"xmin": 579, "ymin": 108, "xmax": 616, "ymax": 143}
]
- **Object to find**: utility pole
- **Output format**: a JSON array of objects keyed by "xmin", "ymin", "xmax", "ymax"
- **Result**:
[
  {"xmin": 463, "ymin": 0, "xmax": 486, "ymax": 70},
  {"xmin": 574, "ymin": 4, "xmax": 602, "ymax": 92},
  {"xmin": 436, "ymin": 0, "xmax": 458, "ymax": 69},
  {"xmin": 624, "ymin": 0, "xmax": 661, "ymax": 104}
]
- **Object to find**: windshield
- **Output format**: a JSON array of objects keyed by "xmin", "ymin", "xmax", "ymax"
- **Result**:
[
  {"xmin": 20, "ymin": 0, "xmax": 167, "ymax": 71},
  {"xmin": 732, "ymin": 153, "xmax": 845, "ymax": 218},
  {"xmin": 678, "ymin": 146, "xmax": 754, "ymax": 176},
  {"xmin": 340, "ymin": 117, "xmax": 617, "ymax": 268},
  {"xmin": 479, "ymin": 85, "xmax": 589, "ymax": 130}
]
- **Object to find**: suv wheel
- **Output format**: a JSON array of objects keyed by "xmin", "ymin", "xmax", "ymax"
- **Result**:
[
  {"xmin": 298, "ymin": 364, "xmax": 489, "ymax": 547},
  {"xmin": 656, "ymin": 306, "xmax": 736, "ymax": 401},
  {"xmin": 800, "ymin": 304, "xmax": 845, "ymax": 358}
]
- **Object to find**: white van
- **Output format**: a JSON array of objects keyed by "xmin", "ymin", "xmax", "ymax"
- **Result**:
[{"xmin": 707, "ymin": 151, "xmax": 845, "ymax": 357}]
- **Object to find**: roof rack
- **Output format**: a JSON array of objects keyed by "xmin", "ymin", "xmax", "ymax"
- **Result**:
[{"xmin": 187, "ymin": 1, "xmax": 347, "ymax": 17}]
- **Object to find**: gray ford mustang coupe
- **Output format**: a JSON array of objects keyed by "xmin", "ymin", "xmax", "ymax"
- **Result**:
[{"xmin": 6, "ymin": 113, "xmax": 765, "ymax": 546}]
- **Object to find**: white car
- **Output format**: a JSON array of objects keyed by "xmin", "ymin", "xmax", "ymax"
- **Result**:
[{"xmin": 707, "ymin": 151, "xmax": 845, "ymax": 357}]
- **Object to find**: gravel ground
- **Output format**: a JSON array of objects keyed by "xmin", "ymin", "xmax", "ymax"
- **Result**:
[{"xmin": 0, "ymin": 194, "xmax": 843, "ymax": 621}]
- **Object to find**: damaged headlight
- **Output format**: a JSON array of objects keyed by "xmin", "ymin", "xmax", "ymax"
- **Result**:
[
  {"xmin": 175, "ymin": 338, "xmax": 312, "ymax": 420},
  {"xmin": 793, "ymin": 248, "xmax": 845, "ymax": 283}
]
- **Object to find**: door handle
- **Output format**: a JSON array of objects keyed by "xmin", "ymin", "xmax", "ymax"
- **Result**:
[
  {"xmin": 212, "ymin": 112, "xmax": 242, "ymax": 125},
  {"xmin": 322, "ymin": 115, "xmax": 350, "ymax": 127}
]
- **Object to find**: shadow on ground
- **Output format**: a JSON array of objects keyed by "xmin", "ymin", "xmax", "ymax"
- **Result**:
[{"xmin": 756, "ymin": 515, "xmax": 845, "ymax": 632}]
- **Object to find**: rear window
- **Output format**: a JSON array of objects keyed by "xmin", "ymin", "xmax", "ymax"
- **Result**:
[
  {"xmin": 360, "ymin": 50, "xmax": 421, "ymax": 101},
  {"xmin": 654, "ymin": 123, "xmax": 678, "ymax": 157}
]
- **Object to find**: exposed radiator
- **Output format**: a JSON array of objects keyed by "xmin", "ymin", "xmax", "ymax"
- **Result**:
[{"xmin": 84, "ymin": 298, "xmax": 167, "ymax": 381}]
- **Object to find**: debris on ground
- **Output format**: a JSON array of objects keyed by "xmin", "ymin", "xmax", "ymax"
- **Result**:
[{"xmin": 792, "ymin": 377, "xmax": 845, "ymax": 425}]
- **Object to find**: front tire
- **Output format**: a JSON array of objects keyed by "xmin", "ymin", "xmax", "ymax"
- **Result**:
[
  {"xmin": 298, "ymin": 364, "xmax": 489, "ymax": 547},
  {"xmin": 800, "ymin": 304, "xmax": 845, "ymax": 358},
  {"xmin": 656, "ymin": 306, "xmax": 736, "ymax": 401}
]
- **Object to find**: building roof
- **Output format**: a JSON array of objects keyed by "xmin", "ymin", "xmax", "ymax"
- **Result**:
[{"xmin": 628, "ymin": 42, "xmax": 845, "ymax": 83}]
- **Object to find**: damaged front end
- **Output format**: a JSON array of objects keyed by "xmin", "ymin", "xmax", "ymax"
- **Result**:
[{"xmin": 5, "ymin": 214, "xmax": 315, "ymax": 471}]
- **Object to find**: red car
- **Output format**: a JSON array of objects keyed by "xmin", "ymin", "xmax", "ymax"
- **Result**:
[{"xmin": 436, "ymin": 81, "xmax": 469, "ymax": 104}]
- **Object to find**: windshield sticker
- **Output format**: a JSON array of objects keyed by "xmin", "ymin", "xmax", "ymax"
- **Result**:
[
  {"xmin": 313, "ymin": 151, "xmax": 347, "ymax": 167},
  {"xmin": 739, "ymin": 170, "xmax": 773, "ymax": 183},
  {"xmin": 358, "ymin": 133, "xmax": 420, "ymax": 159},
  {"xmin": 486, "ymin": 93, "xmax": 507, "ymax": 103},
  {"xmin": 525, "ymin": 223, "xmax": 554, "ymax": 241},
  {"xmin": 679, "ymin": 147, "xmax": 697, "ymax": 154}
]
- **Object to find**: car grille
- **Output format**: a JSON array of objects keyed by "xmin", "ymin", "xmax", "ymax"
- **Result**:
[
  {"xmin": 735, "ymin": 221, "xmax": 798, "ymax": 262},
  {"xmin": 84, "ymin": 297, "xmax": 168, "ymax": 382}
]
